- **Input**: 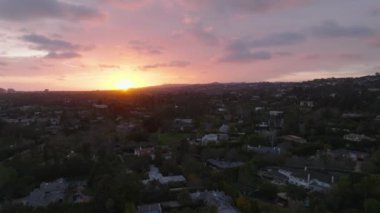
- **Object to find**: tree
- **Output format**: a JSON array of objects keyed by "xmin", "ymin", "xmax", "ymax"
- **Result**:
[
  {"xmin": 236, "ymin": 196, "xmax": 260, "ymax": 213},
  {"xmin": 364, "ymin": 199, "xmax": 380, "ymax": 213},
  {"xmin": 177, "ymin": 190, "xmax": 192, "ymax": 206},
  {"xmin": 258, "ymin": 182, "xmax": 278, "ymax": 200},
  {"xmin": 125, "ymin": 202, "xmax": 137, "ymax": 213}
]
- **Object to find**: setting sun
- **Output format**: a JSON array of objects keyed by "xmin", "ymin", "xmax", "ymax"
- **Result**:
[{"xmin": 116, "ymin": 80, "xmax": 134, "ymax": 90}]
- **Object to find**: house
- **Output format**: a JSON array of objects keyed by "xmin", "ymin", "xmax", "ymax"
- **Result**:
[
  {"xmin": 258, "ymin": 167, "xmax": 288, "ymax": 185},
  {"xmin": 191, "ymin": 191, "xmax": 238, "ymax": 213},
  {"xmin": 280, "ymin": 135, "xmax": 307, "ymax": 144},
  {"xmin": 277, "ymin": 167, "xmax": 337, "ymax": 191},
  {"xmin": 219, "ymin": 124, "xmax": 230, "ymax": 134},
  {"xmin": 24, "ymin": 178, "xmax": 68, "ymax": 207},
  {"xmin": 245, "ymin": 145, "xmax": 282, "ymax": 155},
  {"xmin": 256, "ymin": 122, "xmax": 270, "ymax": 130},
  {"xmin": 343, "ymin": 133, "xmax": 376, "ymax": 142},
  {"xmin": 300, "ymin": 101, "xmax": 314, "ymax": 108},
  {"xmin": 254, "ymin": 107, "xmax": 265, "ymax": 112},
  {"xmin": 137, "ymin": 203, "xmax": 162, "ymax": 213},
  {"xmin": 201, "ymin": 134, "xmax": 219, "ymax": 145},
  {"xmin": 342, "ymin": 113, "xmax": 363, "ymax": 119},
  {"xmin": 173, "ymin": 118, "xmax": 193, "ymax": 131},
  {"xmin": 207, "ymin": 159, "xmax": 244, "ymax": 169},
  {"xmin": 143, "ymin": 165, "xmax": 186, "ymax": 185},
  {"xmin": 134, "ymin": 147, "xmax": 155, "ymax": 159},
  {"xmin": 328, "ymin": 149, "xmax": 369, "ymax": 161}
]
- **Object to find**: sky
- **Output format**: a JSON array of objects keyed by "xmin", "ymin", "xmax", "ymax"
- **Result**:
[{"xmin": 0, "ymin": 0, "xmax": 379, "ymax": 91}]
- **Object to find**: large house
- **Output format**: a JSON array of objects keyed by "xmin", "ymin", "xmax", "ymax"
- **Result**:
[
  {"xmin": 278, "ymin": 168, "xmax": 336, "ymax": 191},
  {"xmin": 143, "ymin": 165, "xmax": 186, "ymax": 185},
  {"xmin": 134, "ymin": 147, "xmax": 155, "ymax": 159},
  {"xmin": 23, "ymin": 178, "xmax": 89, "ymax": 207},
  {"xmin": 245, "ymin": 145, "xmax": 283, "ymax": 155},
  {"xmin": 207, "ymin": 159, "xmax": 244, "ymax": 169},
  {"xmin": 343, "ymin": 133, "xmax": 376, "ymax": 142},
  {"xmin": 201, "ymin": 134, "xmax": 219, "ymax": 145},
  {"xmin": 191, "ymin": 191, "xmax": 238, "ymax": 213},
  {"xmin": 260, "ymin": 167, "xmax": 337, "ymax": 191},
  {"xmin": 327, "ymin": 149, "xmax": 369, "ymax": 161}
]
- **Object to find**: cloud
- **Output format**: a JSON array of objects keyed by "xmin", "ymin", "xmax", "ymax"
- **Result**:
[
  {"xmin": 177, "ymin": 15, "xmax": 220, "ymax": 46},
  {"xmin": 219, "ymin": 49, "xmax": 272, "ymax": 63},
  {"xmin": 368, "ymin": 36, "xmax": 380, "ymax": 47},
  {"xmin": 22, "ymin": 34, "xmax": 82, "ymax": 52},
  {"xmin": 140, "ymin": 60, "xmax": 190, "ymax": 71},
  {"xmin": 242, "ymin": 32, "xmax": 306, "ymax": 48},
  {"xmin": 45, "ymin": 52, "xmax": 81, "ymax": 59},
  {"xmin": 311, "ymin": 21, "xmax": 375, "ymax": 38},
  {"xmin": 104, "ymin": 0, "xmax": 149, "ymax": 9},
  {"xmin": 21, "ymin": 34, "xmax": 91, "ymax": 59},
  {"xmin": 128, "ymin": 40, "xmax": 163, "ymax": 55},
  {"xmin": 0, "ymin": 61, "xmax": 8, "ymax": 66},
  {"xmin": 219, "ymin": 33, "xmax": 304, "ymax": 63},
  {"xmin": 0, "ymin": 0, "xmax": 104, "ymax": 22},
  {"xmin": 301, "ymin": 53, "xmax": 363, "ymax": 61},
  {"xmin": 176, "ymin": 0, "xmax": 310, "ymax": 13},
  {"xmin": 370, "ymin": 8, "xmax": 380, "ymax": 16},
  {"xmin": 99, "ymin": 64, "xmax": 120, "ymax": 69},
  {"xmin": 174, "ymin": 20, "xmax": 219, "ymax": 46}
]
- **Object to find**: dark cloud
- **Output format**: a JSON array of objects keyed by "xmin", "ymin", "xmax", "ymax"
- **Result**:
[
  {"xmin": 140, "ymin": 60, "xmax": 190, "ymax": 71},
  {"xmin": 175, "ymin": 22, "xmax": 219, "ymax": 46},
  {"xmin": 220, "ymin": 49, "xmax": 272, "ymax": 63},
  {"xmin": 301, "ymin": 53, "xmax": 363, "ymax": 61},
  {"xmin": 311, "ymin": 21, "xmax": 375, "ymax": 38},
  {"xmin": 370, "ymin": 8, "xmax": 380, "ymax": 16},
  {"xmin": 128, "ymin": 40, "xmax": 163, "ymax": 55},
  {"xmin": 45, "ymin": 52, "xmax": 81, "ymax": 59},
  {"xmin": 0, "ymin": 61, "xmax": 8, "ymax": 66},
  {"xmin": 177, "ymin": 0, "xmax": 310, "ymax": 13},
  {"xmin": 21, "ymin": 34, "xmax": 90, "ymax": 59},
  {"xmin": 186, "ymin": 24, "xmax": 219, "ymax": 46},
  {"xmin": 219, "ymin": 33, "xmax": 303, "ymax": 63},
  {"xmin": 0, "ymin": 0, "xmax": 104, "ymax": 22},
  {"xmin": 274, "ymin": 52, "xmax": 294, "ymax": 57},
  {"xmin": 22, "ymin": 34, "xmax": 82, "ymax": 52},
  {"xmin": 245, "ymin": 32, "xmax": 306, "ymax": 48},
  {"xmin": 368, "ymin": 37, "xmax": 380, "ymax": 47},
  {"xmin": 104, "ymin": 0, "xmax": 149, "ymax": 8}
]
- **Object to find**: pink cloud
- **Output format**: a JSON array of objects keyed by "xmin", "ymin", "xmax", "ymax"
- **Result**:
[{"xmin": 368, "ymin": 36, "xmax": 380, "ymax": 47}]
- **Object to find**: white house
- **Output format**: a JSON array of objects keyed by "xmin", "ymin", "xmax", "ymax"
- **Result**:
[
  {"xmin": 143, "ymin": 165, "xmax": 186, "ymax": 185},
  {"xmin": 201, "ymin": 134, "xmax": 219, "ymax": 145},
  {"xmin": 343, "ymin": 133, "xmax": 376, "ymax": 142},
  {"xmin": 278, "ymin": 168, "xmax": 335, "ymax": 191}
]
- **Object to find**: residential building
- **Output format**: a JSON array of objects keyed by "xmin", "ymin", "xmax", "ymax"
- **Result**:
[{"xmin": 191, "ymin": 191, "xmax": 238, "ymax": 213}]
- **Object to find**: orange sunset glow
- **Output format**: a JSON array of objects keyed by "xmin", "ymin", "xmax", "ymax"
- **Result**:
[{"xmin": 0, "ymin": 0, "xmax": 379, "ymax": 91}]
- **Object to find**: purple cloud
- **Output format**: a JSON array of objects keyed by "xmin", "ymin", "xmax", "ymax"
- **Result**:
[
  {"xmin": 128, "ymin": 40, "xmax": 163, "ymax": 55},
  {"xmin": 177, "ymin": 0, "xmax": 310, "ymax": 13},
  {"xmin": 220, "ymin": 50, "xmax": 272, "ymax": 63},
  {"xmin": 311, "ymin": 21, "xmax": 375, "ymax": 38},
  {"xmin": 0, "ymin": 0, "xmax": 104, "ymax": 22},
  {"xmin": 21, "ymin": 34, "xmax": 91, "ymax": 59},
  {"xmin": 219, "ymin": 33, "xmax": 304, "ymax": 63},
  {"xmin": 45, "ymin": 52, "xmax": 81, "ymax": 59},
  {"xmin": 140, "ymin": 61, "xmax": 191, "ymax": 71}
]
